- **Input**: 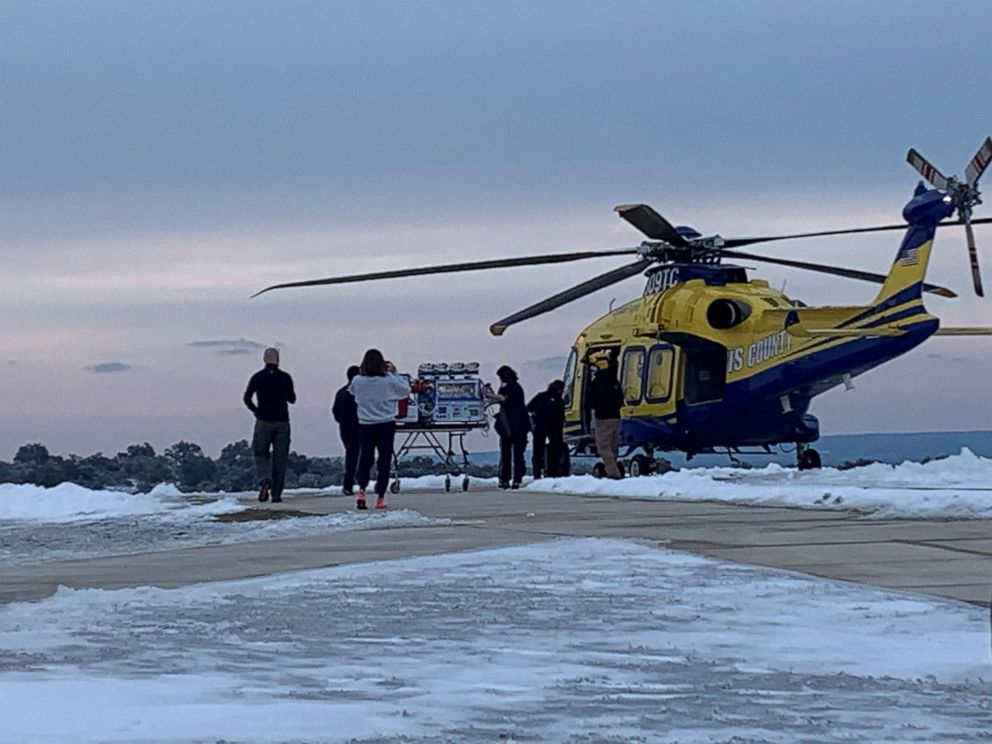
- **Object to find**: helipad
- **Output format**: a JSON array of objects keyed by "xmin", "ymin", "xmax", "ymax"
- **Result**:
[{"xmin": 3, "ymin": 488, "xmax": 989, "ymax": 606}]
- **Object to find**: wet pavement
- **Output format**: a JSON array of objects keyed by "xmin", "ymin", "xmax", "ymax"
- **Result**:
[{"xmin": 3, "ymin": 487, "xmax": 990, "ymax": 606}]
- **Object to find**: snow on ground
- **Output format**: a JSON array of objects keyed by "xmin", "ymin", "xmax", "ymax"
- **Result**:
[
  {"xmin": 0, "ymin": 481, "xmax": 243, "ymax": 523},
  {"xmin": 0, "ymin": 538, "xmax": 988, "ymax": 743},
  {"xmin": 0, "ymin": 481, "xmax": 450, "ymax": 564},
  {"xmin": 0, "ymin": 507, "xmax": 448, "ymax": 565},
  {"xmin": 528, "ymin": 448, "xmax": 992, "ymax": 519},
  {"xmin": 4, "ymin": 448, "xmax": 992, "ymax": 565}
]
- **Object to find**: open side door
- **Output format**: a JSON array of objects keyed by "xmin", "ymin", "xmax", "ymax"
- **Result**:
[{"xmin": 580, "ymin": 344, "xmax": 622, "ymax": 435}]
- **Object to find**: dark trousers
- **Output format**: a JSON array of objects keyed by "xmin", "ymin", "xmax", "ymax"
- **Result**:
[
  {"xmin": 499, "ymin": 432, "xmax": 528, "ymax": 485},
  {"xmin": 340, "ymin": 425, "xmax": 359, "ymax": 492},
  {"xmin": 253, "ymin": 419, "xmax": 291, "ymax": 498},
  {"xmin": 357, "ymin": 421, "xmax": 396, "ymax": 498},
  {"xmin": 532, "ymin": 428, "xmax": 564, "ymax": 478}
]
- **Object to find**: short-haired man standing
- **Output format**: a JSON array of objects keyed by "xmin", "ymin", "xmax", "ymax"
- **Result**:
[
  {"xmin": 332, "ymin": 364, "xmax": 361, "ymax": 495},
  {"xmin": 589, "ymin": 351, "xmax": 623, "ymax": 479},
  {"xmin": 243, "ymin": 347, "xmax": 296, "ymax": 503}
]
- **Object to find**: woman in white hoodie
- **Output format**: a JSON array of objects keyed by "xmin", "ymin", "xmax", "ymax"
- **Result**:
[{"xmin": 347, "ymin": 348, "xmax": 411, "ymax": 510}]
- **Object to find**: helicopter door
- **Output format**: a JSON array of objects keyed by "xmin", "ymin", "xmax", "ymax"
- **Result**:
[{"xmin": 684, "ymin": 345, "xmax": 726, "ymax": 404}]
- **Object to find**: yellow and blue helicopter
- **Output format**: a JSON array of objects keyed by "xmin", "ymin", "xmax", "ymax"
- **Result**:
[{"xmin": 255, "ymin": 140, "xmax": 992, "ymax": 472}]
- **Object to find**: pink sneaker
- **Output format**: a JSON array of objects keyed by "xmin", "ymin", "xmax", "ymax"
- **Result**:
[
  {"xmin": 356, "ymin": 489, "xmax": 368, "ymax": 510},
  {"xmin": 375, "ymin": 496, "xmax": 387, "ymax": 510}
]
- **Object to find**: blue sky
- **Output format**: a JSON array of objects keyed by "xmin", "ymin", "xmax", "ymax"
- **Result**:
[{"xmin": 2, "ymin": 1, "xmax": 991, "ymax": 457}]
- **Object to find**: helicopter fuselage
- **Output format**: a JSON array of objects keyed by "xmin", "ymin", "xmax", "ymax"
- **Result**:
[{"xmin": 561, "ymin": 189, "xmax": 949, "ymax": 459}]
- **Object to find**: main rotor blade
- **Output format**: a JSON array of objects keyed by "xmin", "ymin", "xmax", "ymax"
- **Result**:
[
  {"xmin": 963, "ymin": 215, "xmax": 984, "ymax": 297},
  {"xmin": 489, "ymin": 259, "xmax": 651, "ymax": 336},
  {"xmin": 907, "ymin": 148, "xmax": 949, "ymax": 190},
  {"xmin": 965, "ymin": 136, "xmax": 992, "ymax": 186},
  {"xmin": 720, "ymin": 217, "xmax": 992, "ymax": 249},
  {"xmin": 614, "ymin": 204, "xmax": 688, "ymax": 246},
  {"xmin": 252, "ymin": 248, "xmax": 639, "ymax": 297},
  {"xmin": 722, "ymin": 249, "xmax": 957, "ymax": 298}
]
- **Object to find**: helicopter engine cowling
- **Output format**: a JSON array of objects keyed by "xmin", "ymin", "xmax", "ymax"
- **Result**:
[{"xmin": 706, "ymin": 298, "xmax": 752, "ymax": 329}]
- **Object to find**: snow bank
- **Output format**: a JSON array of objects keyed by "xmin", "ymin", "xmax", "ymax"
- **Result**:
[
  {"xmin": 5, "ymin": 448, "xmax": 992, "ymax": 524},
  {"xmin": 527, "ymin": 448, "xmax": 992, "ymax": 519},
  {"xmin": 0, "ymin": 482, "xmax": 242, "ymax": 523}
]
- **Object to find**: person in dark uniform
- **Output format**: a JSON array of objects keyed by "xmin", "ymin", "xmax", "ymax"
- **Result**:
[
  {"xmin": 485, "ymin": 365, "xmax": 531, "ymax": 488},
  {"xmin": 243, "ymin": 347, "xmax": 296, "ymax": 503},
  {"xmin": 332, "ymin": 365, "xmax": 361, "ymax": 495},
  {"xmin": 589, "ymin": 351, "xmax": 623, "ymax": 479},
  {"xmin": 527, "ymin": 379, "xmax": 566, "ymax": 479}
]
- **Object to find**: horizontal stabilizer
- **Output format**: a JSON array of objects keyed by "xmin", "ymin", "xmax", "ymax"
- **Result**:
[
  {"xmin": 786, "ymin": 326, "xmax": 904, "ymax": 338},
  {"xmin": 933, "ymin": 327, "xmax": 992, "ymax": 336}
]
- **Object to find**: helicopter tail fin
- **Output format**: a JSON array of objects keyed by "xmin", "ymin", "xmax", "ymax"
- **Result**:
[{"xmin": 873, "ymin": 188, "xmax": 955, "ymax": 305}]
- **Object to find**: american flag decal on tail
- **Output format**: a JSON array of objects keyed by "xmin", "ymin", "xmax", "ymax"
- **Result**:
[{"xmin": 899, "ymin": 246, "xmax": 920, "ymax": 267}]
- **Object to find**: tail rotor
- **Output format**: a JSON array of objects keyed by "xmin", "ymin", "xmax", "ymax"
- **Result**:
[{"xmin": 907, "ymin": 137, "xmax": 992, "ymax": 296}]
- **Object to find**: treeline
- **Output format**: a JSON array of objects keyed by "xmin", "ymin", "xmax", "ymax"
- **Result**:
[{"xmin": 0, "ymin": 441, "xmax": 498, "ymax": 493}]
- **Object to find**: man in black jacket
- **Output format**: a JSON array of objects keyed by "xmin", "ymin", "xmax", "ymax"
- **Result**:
[
  {"xmin": 527, "ymin": 379, "xmax": 565, "ymax": 478},
  {"xmin": 331, "ymin": 365, "xmax": 360, "ymax": 495},
  {"xmin": 589, "ymin": 352, "xmax": 623, "ymax": 479},
  {"xmin": 243, "ymin": 347, "xmax": 296, "ymax": 503}
]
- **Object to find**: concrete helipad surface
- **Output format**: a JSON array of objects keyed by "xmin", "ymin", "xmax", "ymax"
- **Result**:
[{"xmin": 3, "ymin": 488, "xmax": 990, "ymax": 606}]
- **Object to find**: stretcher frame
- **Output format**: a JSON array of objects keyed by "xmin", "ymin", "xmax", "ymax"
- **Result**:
[{"xmin": 389, "ymin": 422, "xmax": 482, "ymax": 493}]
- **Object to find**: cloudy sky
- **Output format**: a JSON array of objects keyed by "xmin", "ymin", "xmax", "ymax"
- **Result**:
[{"xmin": 2, "ymin": 0, "xmax": 992, "ymax": 459}]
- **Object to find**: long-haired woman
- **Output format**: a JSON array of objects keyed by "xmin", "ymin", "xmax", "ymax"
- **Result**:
[
  {"xmin": 347, "ymin": 348, "xmax": 411, "ymax": 510},
  {"xmin": 486, "ymin": 365, "xmax": 531, "ymax": 488}
]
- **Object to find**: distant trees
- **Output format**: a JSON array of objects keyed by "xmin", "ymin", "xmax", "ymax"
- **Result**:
[
  {"xmin": 0, "ymin": 440, "xmax": 498, "ymax": 493},
  {"xmin": 164, "ymin": 441, "xmax": 217, "ymax": 491}
]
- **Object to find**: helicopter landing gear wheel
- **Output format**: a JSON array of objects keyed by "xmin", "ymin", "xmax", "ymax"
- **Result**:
[
  {"xmin": 629, "ymin": 454, "xmax": 652, "ymax": 478},
  {"xmin": 390, "ymin": 479, "xmax": 401, "ymax": 494},
  {"xmin": 592, "ymin": 462, "xmax": 606, "ymax": 479},
  {"xmin": 797, "ymin": 446, "xmax": 822, "ymax": 471}
]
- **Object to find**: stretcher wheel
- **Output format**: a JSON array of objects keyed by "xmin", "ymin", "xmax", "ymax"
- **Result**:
[
  {"xmin": 462, "ymin": 477, "xmax": 470, "ymax": 491},
  {"xmin": 444, "ymin": 476, "xmax": 451, "ymax": 492},
  {"xmin": 390, "ymin": 479, "xmax": 401, "ymax": 494}
]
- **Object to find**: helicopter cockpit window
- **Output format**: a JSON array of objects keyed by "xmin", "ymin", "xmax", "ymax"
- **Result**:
[
  {"xmin": 621, "ymin": 347, "xmax": 645, "ymax": 405},
  {"xmin": 646, "ymin": 345, "xmax": 674, "ymax": 402},
  {"xmin": 562, "ymin": 348, "xmax": 577, "ymax": 408}
]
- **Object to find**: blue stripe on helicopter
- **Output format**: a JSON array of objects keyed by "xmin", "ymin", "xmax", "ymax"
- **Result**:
[
  {"xmin": 837, "ymin": 284, "xmax": 926, "ymax": 329},
  {"xmin": 618, "ymin": 316, "xmax": 936, "ymax": 450}
]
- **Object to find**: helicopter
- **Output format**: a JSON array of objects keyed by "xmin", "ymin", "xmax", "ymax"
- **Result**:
[{"xmin": 255, "ymin": 140, "xmax": 992, "ymax": 472}]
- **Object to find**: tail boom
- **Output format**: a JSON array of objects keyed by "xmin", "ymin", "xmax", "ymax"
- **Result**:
[{"xmin": 874, "ymin": 188, "xmax": 954, "ymax": 304}]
